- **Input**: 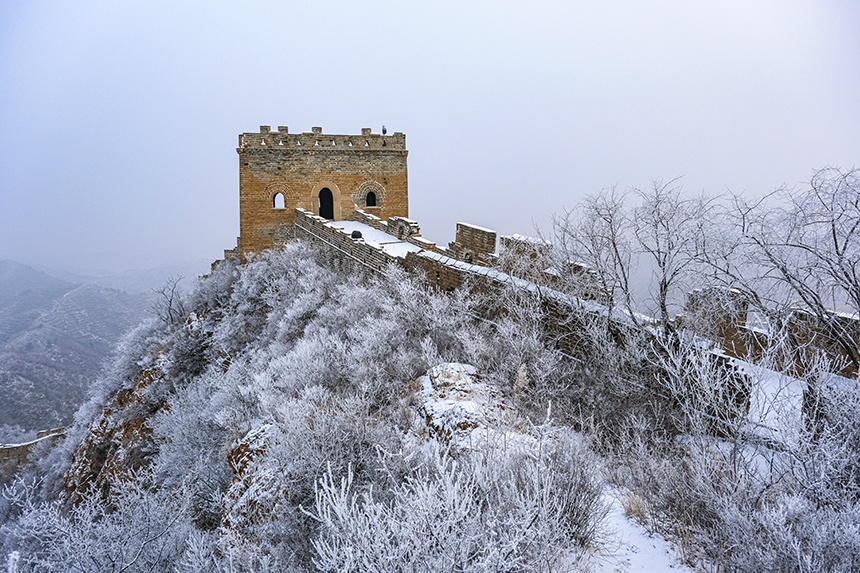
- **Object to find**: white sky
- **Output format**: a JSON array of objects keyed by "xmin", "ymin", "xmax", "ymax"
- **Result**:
[{"xmin": 1, "ymin": 0, "xmax": 858, "ymax": 273}]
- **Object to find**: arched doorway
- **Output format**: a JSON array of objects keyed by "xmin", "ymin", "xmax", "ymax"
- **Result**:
[{"xmin": 319, "ymin": 188, "xmax": 334, "ymax": 219}]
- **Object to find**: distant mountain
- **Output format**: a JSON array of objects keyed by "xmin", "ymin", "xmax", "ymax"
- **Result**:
[
  {"xmin": 33, "ymin": 259, "xmax": 214, "ymax": 294},
  {"xmin": 0, "ymin": 261, "xmax": 153, "ymax": 431}
]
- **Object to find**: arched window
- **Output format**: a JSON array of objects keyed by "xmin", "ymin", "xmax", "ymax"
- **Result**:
[
  {"xmin": 273, "ymin": 193, "xmax": 285, "ymax": 209},
  {"xmin": 356, "ymin": 180, "xmax": 384, "ymax": 209},
  {"xmin": 319, "ymin": 188, "xmax": 334, "ymax": 220}
]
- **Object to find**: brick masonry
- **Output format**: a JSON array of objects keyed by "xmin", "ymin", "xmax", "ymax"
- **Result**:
[
  {"xmin": 447, "ymin": 223, "xmax": 498, "ymax": 266},
  {"xmin": 293, "ymin": 206, "xmax": 626, "ymax": 359},
  {"xmin": 234, "ymin": 126, "xmax": 409, "ymax": 258}
]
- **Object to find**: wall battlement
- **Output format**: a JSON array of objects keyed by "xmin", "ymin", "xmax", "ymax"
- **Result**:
[{"xmin": 239, "ymin": 126, "xmax": 407, "ymax": 151}]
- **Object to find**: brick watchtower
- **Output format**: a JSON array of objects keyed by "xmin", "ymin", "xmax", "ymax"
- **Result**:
[{"xmin": 233, "ymin": 125, "xmax": 408, "ymax": 257}]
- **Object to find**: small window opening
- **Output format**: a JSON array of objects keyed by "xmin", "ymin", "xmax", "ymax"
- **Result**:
[
  {"xmin": 365, "ymin": 141, "xmax": 369, "ymax": 147},
  {"xmin": 315, "ymin": 140, "xmax": 320, "ymax": 146},
  {"xmin": 273, "ymin": 193, "xmax": 285, "ymax": 209},
  {"xmin": 260, "ymin": 139, "xmax": 266, "ymax": 146},
  {"xmin": 366, "ymin": 191, "xmax": 377, "ymax": 207}
]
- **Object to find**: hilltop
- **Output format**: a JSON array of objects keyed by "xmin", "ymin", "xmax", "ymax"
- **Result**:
[{"xmin": 2, "ymin": 239, "xmax": 858, "ymax": 572}]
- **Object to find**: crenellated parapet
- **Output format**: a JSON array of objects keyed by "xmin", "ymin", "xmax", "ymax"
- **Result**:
[{"xmin": 239, "ymin": 126, "xmax": 407, "ymax": 151}]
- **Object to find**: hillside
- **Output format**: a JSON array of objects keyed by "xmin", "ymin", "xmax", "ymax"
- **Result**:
[
  {"xmin": 1, "ymin": 240, "xmax": 858, "ymax": 572},
  {"xmin": 0, "ymin": 261, "xmax": 152, "ymax": 432}
]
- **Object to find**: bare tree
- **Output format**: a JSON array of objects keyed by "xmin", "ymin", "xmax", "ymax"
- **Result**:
[
  {"xmin": 552, "ymin": 185, "xmax": 637, "ymax": 324},
  {"xmin": 151, "ymin": 275, "xmax": 188, "ymax": 326},
  {"xmin": 748, "ymin": 167, "xmax": 860, "ymax": 373},
  {"xmin": 552, "ymin": 180, "xmax": 714, "ymax": 344},
  {"xmin": 631, "ymin": 179, "xmax": 713, "ymax": 343}
]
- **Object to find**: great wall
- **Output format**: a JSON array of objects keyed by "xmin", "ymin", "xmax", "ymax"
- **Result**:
[
  {"xmin": 224, "ymin": 125, "xmax": 860, "ymax": 378},
  {"xmin": 4, "ymin": 125, "xmax": 856, "ymax": 471}
]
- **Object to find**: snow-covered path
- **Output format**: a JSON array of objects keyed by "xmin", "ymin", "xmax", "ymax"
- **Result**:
[
  {"xmin": 590, "ymin": 491, "xmax": 696, "ymax": 573},
  {"xmin": 416, "ymin": 364, "xmax": 697, "ymax": 573}
]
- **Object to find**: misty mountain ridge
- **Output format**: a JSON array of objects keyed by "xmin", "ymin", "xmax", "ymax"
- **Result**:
[
  {"xmin": 0, "ymin": 260, "xmax": 154, "ymax": 432},
  {"xmin": 28, "ymin": 259, "xmax": 215, "ymax": 295}
]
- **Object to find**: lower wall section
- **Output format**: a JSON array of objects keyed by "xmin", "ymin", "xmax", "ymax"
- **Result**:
[
  {"xmin": 295, "ymin": 207, "xmax": 622, "ymax": 361},
  {"xmin": 295, "ymin": 209, "xmax": 405, "ymax": 275},
  {"xmin": 0, "ymin": 429, "xmax": 65, "ymax": 473}
]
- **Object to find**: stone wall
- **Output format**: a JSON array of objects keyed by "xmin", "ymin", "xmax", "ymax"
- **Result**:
[
  {"xmin": 446, "ymin": 223, "xmax": 497, "ymax": 266},
  {"xmin": 0, "ymin": 428, "xmax": 65, "ymax": 469},
  {"xmin": 294, "ymin": 209, "xmax": 422, "ymax": 275},
  {"xmin": 236, "ymin": 126, "xmax": 409, "ymax": 257},
  {"xmin": 295, "ymin": 206, "xmax": 640, "ymax": 360},
  {"xmin": 681, "ymin": 287, "xmax": 860, "ymax": 378}
]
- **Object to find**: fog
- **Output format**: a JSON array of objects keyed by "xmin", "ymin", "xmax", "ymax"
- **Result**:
[{"xmin": 1, "ymin": 0, "xmax": 858, "ymax": 274}]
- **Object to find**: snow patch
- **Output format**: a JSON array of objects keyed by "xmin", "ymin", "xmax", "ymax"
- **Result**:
[
  {"xmin": 589, "ymin": 491, "xmax": 696, "ymax": 573},
  {"xmin": 415, "ymin": 363, "xmax": 532, "ymax": 451}
]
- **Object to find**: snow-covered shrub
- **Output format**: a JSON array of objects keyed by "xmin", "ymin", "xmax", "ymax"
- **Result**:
[
  {"xmin": 212, "ymin": 245, "xmax": 338, "ymax": 358},
  {"xmin": 2, "ymin": 470, "xmax": 194, "ymax": 572},
  {"xmin": 219, "ymin": 384, "xmax": 407, "ymax": 567},
  {"xmin": 1, "ymin": 243, "xmax": 609, "ymax": 572},
  {"xmin": 612, "ymin": 361, "xmax": 860, "ymax": 572},
  {"xmin": 310, "ymin": 433, "xmax": 605, "ymax": 573}
]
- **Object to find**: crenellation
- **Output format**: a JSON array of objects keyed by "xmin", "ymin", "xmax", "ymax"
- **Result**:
[
  {"xmin": 446, "ymin": 222, "xmax": 497, "ymax": 266},
  {"xmin": 407, "ymin": 236, "xmax": 436, "ymax": 251},
  {"xmin": 386, "ymin": 216, "xmax": 421, "ymax": 240},
  {"xmin": 352, "ymin": 209, "xmax": 384, "ymax": 229},
  {"xmin": 239, "ymin": 127, "xmax": 407, "ymax": 151}
]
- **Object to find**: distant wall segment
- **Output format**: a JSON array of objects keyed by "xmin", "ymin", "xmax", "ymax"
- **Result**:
[{"xmin": 0, "ymin": 428, "xmax": 65, "ymax": 475}]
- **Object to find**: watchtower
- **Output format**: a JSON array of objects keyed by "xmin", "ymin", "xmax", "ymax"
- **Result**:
[{"xmin": 234, "ymin": 125, "xmax": 408, "ymax": 257}]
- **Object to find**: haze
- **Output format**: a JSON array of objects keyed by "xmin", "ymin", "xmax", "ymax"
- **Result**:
[{"xmin": 1, "ymin": 0, "xmax": 858, "ymax": 274}]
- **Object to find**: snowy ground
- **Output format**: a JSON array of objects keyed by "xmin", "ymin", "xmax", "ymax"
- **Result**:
[
  {"xmin": 589, "ymin": 491, "xmax": 696, "ymax": 573},
  {"xmin": 328, "ymin": 220, "xmax": 422, "ymax": 258}
]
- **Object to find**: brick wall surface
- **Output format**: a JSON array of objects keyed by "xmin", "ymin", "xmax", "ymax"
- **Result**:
[
  {"xmin": 447, "ymin": 223, "xmax": 497, "ymax": 266},
  {"xmin": 455, "ymin": 223, "xmax": 497, "ymax": 257},
  {"xmin": 295, "ymin": 209, "xmax": 411, "ymax": 275},
  {"xmin": 237, "ymin": 126, "xmax": 408, "ymax": 257}
]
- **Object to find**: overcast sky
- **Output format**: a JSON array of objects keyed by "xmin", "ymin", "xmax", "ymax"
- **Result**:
[{"xmin": 1, "ymin": 0, "xmax": 858, "ymax": 274}]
